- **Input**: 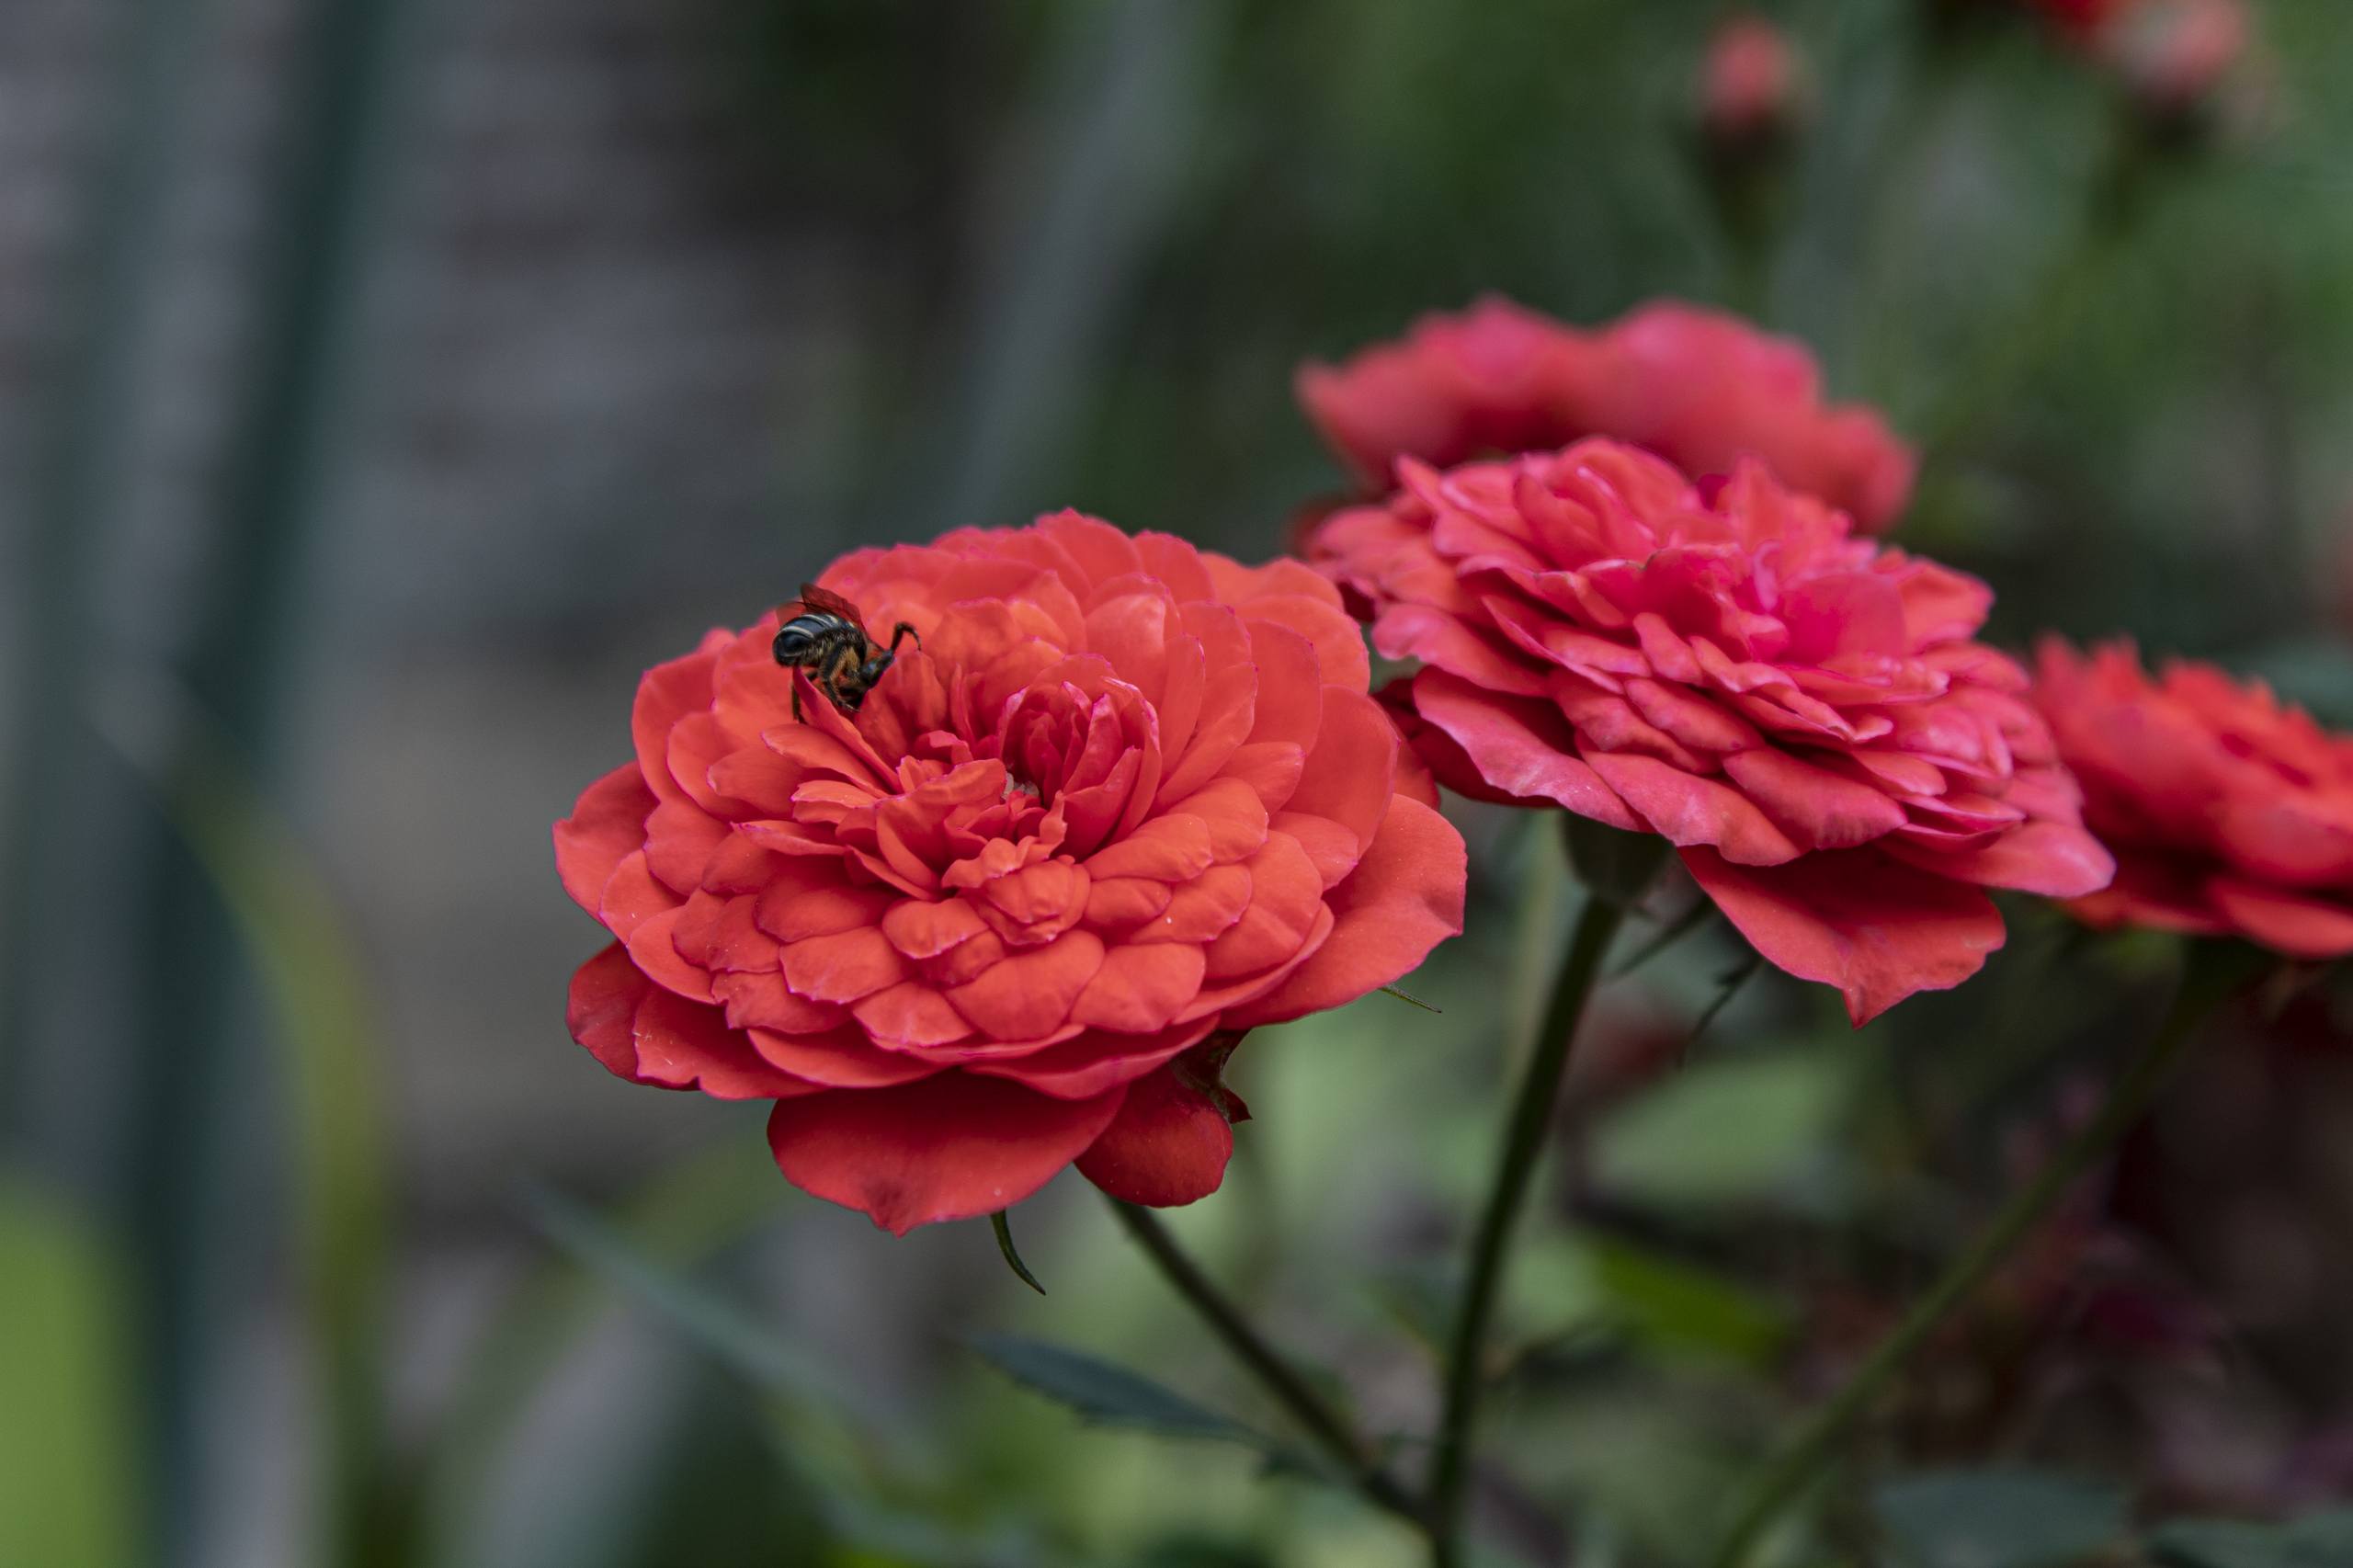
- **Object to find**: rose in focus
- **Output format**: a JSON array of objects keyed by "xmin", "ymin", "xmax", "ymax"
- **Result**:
[
  {"xmin": 2036, "ymin": 640, "xmax": 2353, "ymax": 958},
  {"xmin": 555, "ymin": 514, "xmax": 1466, "ymax": 1232},
  {"xmin": 1307, "ymin": 437, "xmax": 2114, "ymax": 1023},
  {"xmin": 1295, "ymin": 297, "xmax": 1915, "ymax": 533}
]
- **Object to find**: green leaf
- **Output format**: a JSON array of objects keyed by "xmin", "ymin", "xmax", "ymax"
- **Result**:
[
  {"xmin": 1590, "ymin": 1046, "xmax": 1853, "ymax": 1213},
  {"xmin": 966, "ymin": 1333, "xmax": 1265, "ymax": 1446},
  {"xmin": 418, "ymin": 1139, "xmax": 801, "ymax": 1557},
  {"xmin": 2149, "ymin": 1510, "xmax": 2353, "ymax": 1568},
  {"xmin": 123, "ymin": 723, "xmax": 398, "ymax": 1560},
  {"xmin": 0, "ymin": 1184, "xmax": 140, "ymax": 1568},
  {"xmin": 517, "ymin": 1181, "xmax": 867, "ymax": 1417},
  {"xmin": 1873, "ymin": 1469, "xmax": 2130, "ymax": 1568},
  {"xmin": 1583, "ymin": 1234, "xmax": 1790, "ymax": 1366}
]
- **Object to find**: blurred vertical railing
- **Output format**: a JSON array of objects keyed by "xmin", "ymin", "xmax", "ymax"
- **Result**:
[
  {"xmin": 119, "ymin": 0, "xmax": 416, "ymax": 1562},
  {"xmin": 0, "ymin": 0, "xmax": 204, "ymax": 1154},
  {"xmin": 1, "ymin": 12, "xmax": 209, "ymax": 1568},
  {"xmin": 905, "ymin": 0, "xmax": 1220, "ymax": 537}
]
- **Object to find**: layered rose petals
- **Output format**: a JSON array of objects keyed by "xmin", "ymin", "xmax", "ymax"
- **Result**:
[
  {"xmin": 555, "ymin": 513, "xmax": 1465, "ymax": 1232},
  {"xmin": 2035, "ymin": 641, "xmax": 2353, "ymax": 960},
  {"xmin": 1295, "ymin": 296, "xmax": 1916, "ymax": 534},
  {"xmin": 1306, "ymin": 438, "xmax": 2113, "ymax": 1025}
]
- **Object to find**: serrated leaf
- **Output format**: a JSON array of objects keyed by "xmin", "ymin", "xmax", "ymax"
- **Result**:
[
  {"xmin": 1873, "ymin": 1469, "xmax": 2129, "ymax": 1568},
  {"xmin": 2149, "ymin": 1510, "xmax": 2353, "ymax": 1568},
  {"xmin": 966, "ymin": 1333, "xmax": 1263, "ymax": 1446}
]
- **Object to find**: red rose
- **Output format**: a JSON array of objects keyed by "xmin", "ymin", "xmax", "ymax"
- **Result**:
[
  {"xmin": 2035, "ymin": 640, "xmax": 2353, "ymax": 958},
  {"xmin": 554, "ymin": 513, "xmax": 1465, "ymax": 1233},
  {"xmin": 1306, "ymin": 438, "xmax": 2113, "ymax": 1024},
  {"xmin": 1294, "ymin": 296, "xmax": 1915, "ymax": 534}
]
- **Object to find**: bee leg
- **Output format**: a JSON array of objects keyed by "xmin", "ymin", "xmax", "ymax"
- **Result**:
[
  {"xmin": 791, "ymin": 682, "xmax": 804, "ymax": 723},
  {"xmin": 889, "ymin": 621, "xmax": 920, "ymax": 653}
]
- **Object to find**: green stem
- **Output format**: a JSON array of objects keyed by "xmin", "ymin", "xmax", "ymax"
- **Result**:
[
  {"xmin": 1708, "ymin": 941, "xmax": 2256, "ymax": 1568},
  {"xmin": 1427, "ymin": 893, "xmax": 1626, "ymax": 1567},
  {"xmin": 1106, "ymin": 1198, "xmax": 1425, "ymax": 1528}
]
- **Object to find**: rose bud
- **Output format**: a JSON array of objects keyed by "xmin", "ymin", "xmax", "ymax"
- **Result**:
[
  {"xmin": 1305, "ymin": 439, "xmax": 2114, "ymax": 1024},
  {"xmin": 2103, "ymin": 0, "xmax": 2249, "ymax": 125},
  {"xmin": 1295, "ymin": 297, "xmax": 1915, "ymax": 534},
  {"xmin": 1699, "ymin": 13, "xmax": 1809, "ymax": 150},
  {"xmin": 2035, "ymin": 640, "xmax": 2353, "ymax": 959},
  {"xmin": 555, "ymin": 514, "xmax": 1467, "ymax": 1232}
]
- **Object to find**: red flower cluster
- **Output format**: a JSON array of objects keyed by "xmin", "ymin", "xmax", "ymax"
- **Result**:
[
  {"xmin": 1307, "ymin": 438, "xmax": 2114, "ymax": 1023},
  {"xmin": 1295, "ymin": 297, "xmax": 1916, "ymax": 534},
  {"xmin": 555, "ymin": 514, "xmax": 1464, "ymax": 1232},
  {"xmin": 2036, "ymin": 641, "xmax": 2353, "ymax": 959}
]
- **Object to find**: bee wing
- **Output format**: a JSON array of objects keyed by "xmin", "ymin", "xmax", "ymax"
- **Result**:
[{"xmin": 790, "ymin": 581, "xmax": 870, "ymax": 635}]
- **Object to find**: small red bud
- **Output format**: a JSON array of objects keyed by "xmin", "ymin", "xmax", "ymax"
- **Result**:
[
  {"xmin": 1699, "ymin": 15, "xmax": 1807, "ymax": 149},
  {"xmin": 2104, "ymin": 0, "xmax": 2249, "ymax": 119}
]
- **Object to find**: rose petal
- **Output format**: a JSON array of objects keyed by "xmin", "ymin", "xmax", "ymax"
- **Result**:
[
  {"xmin": 767, "ymin": 1075, "xmax": 1125, "ymax": 1233},
  {"xmin": 749, "ymin": 1025, "xmax": 944, "ymax": 1086},
  {"xmin": 555, "ymin": 767, "xmax": 657, "ymax": 915},
  {"xmin": 1586, "ymin": 750, "xmax": 1801, "ymax": 866},
  {"xmin": 567, "ymin": 944, "xmax": 649, "ymax": 1080},
  {"xmin": 2206, "ymin": 878, "xmax": 2353, "ymax": 960},
  {"xmin": 1722, "ymin": 748, "xmax": 1906, "ymax": 852},
  {"xmin": 780, "ymin": 926, "xmax": 908, "ymax": 1005},
  {"xmin": 1226, "ymin": 795, "xmax": 1465, "ymax": 1028},
  {"xmin": 1070, "ymin": 942, "xmax": 1210, "ymax": 1034},
  {"xmin": 1683, "ymin": 845, "xmax": 2006, "ymax": 1026},
  {"xmin": 1881, "ymin": 820, "xmax": 2115, "ymax": 899},
  {"xmin": 632, "ymin": 987, "xmax": 817, "ymax": 1099},
  {"xmin": 1412, "ymin": 668, "xmax": 1639, "ymax": 829},
  {"xmin": 944, "ymin": 930, "xmax": 1108, "ymax": 1040}
]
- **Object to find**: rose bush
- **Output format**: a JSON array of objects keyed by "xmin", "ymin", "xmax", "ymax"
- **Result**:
[
  {"xmin": 1294, "ymin": 296, "xmax": 1916, "ymax": 533},
  {"xmin": 1306, "ymin": 437, "xmax": 2114, "ymax": 1023},
  {"xmin": 555, "ymin": 513, "xmax": 1465, "ymax": 1232},
  {"xmin": 2035, "ymin": 640, "xmax": 2353, "ymax": 958}
]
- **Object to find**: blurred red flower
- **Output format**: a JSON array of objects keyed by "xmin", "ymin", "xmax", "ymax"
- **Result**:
[
  {"xmin": 2036, "ymin": 640, "xmax": 2353, "ymax": 958},
  {"xmin": 1306, "ymin": 439, "xmax": 2112, "ymax": 1023},
  {"xmin": 555, "ymin": 513, "xmax": 1465, "ymax": 1232},
  {"xmin": 2027, "ymin": 0, "xmax": 2129, "ymax": 41},
  {"xmin": 2105, "ymin": 0, "xmax": 2248, "ymax": 114},
  {"xmin": 1700, "ymin": 14, "xmax": 1807, "ymax": 145},
  {"xmin": 1294, "ymin": 296, "xmax": 1916, "ymax": 533}
]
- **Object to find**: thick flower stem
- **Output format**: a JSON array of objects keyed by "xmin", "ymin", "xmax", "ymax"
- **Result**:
[
  {"xmin": 1707, "ymin": 941, "xmax": 2258, "ymax": 1568},
  {"xmin": 1427, "ymin": 893, "xmax": 1626, "ymax": 1568},
  {"xmin": 1107, "ymin": 1198, "xmax": 1426, "ymax": 1528}
]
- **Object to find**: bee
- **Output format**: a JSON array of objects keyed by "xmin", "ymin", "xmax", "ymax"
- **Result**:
[{"xmin": 772, "ymin": 583, "xmax": 919, "ymax": 720}]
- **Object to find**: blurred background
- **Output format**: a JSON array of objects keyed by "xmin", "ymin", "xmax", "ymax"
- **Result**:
[{"xmin": 6, "ymin": 1, "xmax": 2353, "ymax": 1564}]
